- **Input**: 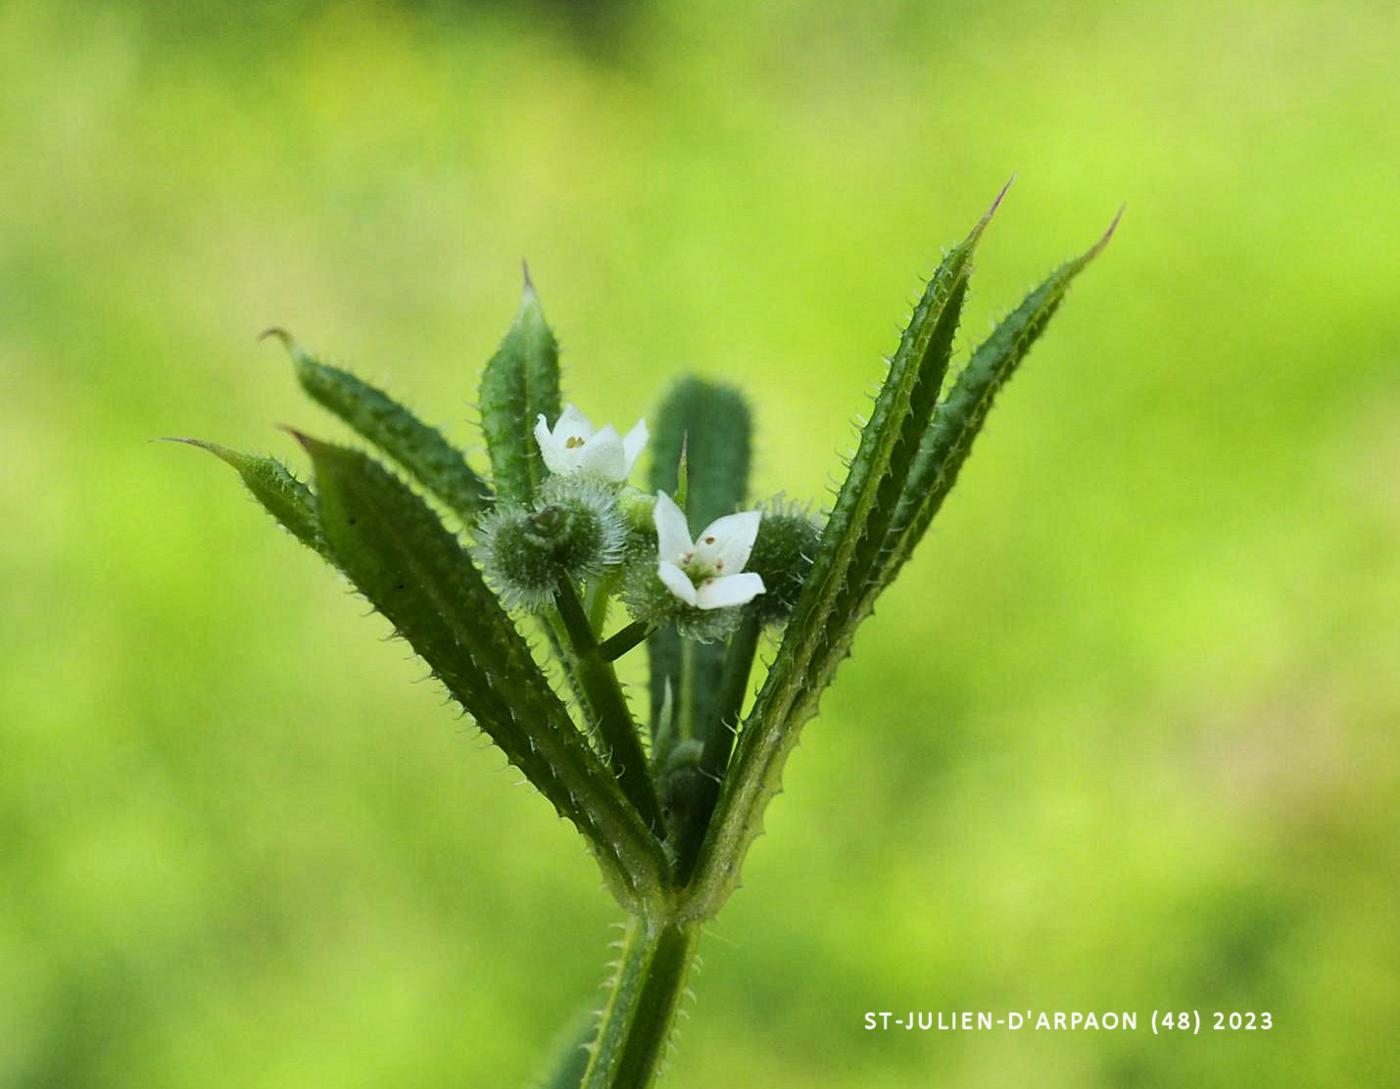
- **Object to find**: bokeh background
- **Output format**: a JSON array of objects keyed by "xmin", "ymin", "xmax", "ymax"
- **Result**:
[{"xmin": 3, "ymin": 0, "xmax": 1397, "ymax": 1085}]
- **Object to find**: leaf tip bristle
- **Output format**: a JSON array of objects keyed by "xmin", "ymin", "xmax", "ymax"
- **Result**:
[
  {"xmin": 988, "ymin": 172, "xmax": 1016, "ymax": 215},
  {"xmin": 276, "ymin": 423, "xmax": 318, "ymax": 453},
  {"xmin": 969, "ymin": 174, "xmax": 1016, "ymax": 243},
  {"xmin": 257, "ymin": 326, "xmax": 293, "ymax": 349},
  {"xmin": 1089, "ymin": 205, "xmax": 1126, "ymax": 257},
  {"xmin": 160, "ymin": 436, "xmax": 237, "ymax": 468}
]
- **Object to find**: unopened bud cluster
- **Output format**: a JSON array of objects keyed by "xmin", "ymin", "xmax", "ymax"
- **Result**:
[
  {"xmin": 744, "ymin": 501, "xmax": 821, "ymax": 625},
  {"xmin": 477, "ymin": 477, "xmax": 626, "ymax": 610}
]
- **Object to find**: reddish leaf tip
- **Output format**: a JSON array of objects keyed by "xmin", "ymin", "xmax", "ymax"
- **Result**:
[
  {"xmin": 967, "ymin": 175, "xmax": 1015, "ymax": 245},
  {"xmin": 1092, "ymin": 205, "xmax": 1126, "ymax": 256},
  {"xmin": 988, "ymin": 173, "xmax": 1016, "ymax": 216},
  {"xmin": 276, "ymin": 424, "xmax": 318, "ymax": 452}
]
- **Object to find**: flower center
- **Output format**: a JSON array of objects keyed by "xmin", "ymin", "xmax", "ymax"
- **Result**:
[
  {"xmin": 565, "ymin": 435, "xmax": 586, "ymax": 449},
  {"xmin": 681, "ymin": 556, "xmax": 715, "ymax": 583}
]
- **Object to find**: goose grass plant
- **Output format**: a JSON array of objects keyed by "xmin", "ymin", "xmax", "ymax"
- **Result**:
[{"xmin": 175, "ymin": 183, "xmax": 1116, "ymax": 1088}]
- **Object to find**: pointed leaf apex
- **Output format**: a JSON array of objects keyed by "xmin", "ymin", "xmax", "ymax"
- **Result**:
[
  {"xmin": 1061, "ymin": 206, "xmax": 1124, "ymax": 276},
  {"xmin": 985, "ymin": 173, "xmax": 1017, "ymax": 218},
  {"xmin": 276, "ymin": 424, "xmax": 319, "ymax": 453},
  {"xmin": 966, "ymin": 175, "xmax": 1016, "ymax": 247},
  {"xmin": 515, "ymin": 261, "xmax": 549, "ymax": 324},
  {"xmin": 167, "ymin": 436, "xmax": 330, "ymax": 559},
  {"xmin": 482, "ymin": 265, "xmax": 560, "ymax": 502},
  {"xmin": 258, "ymin": 326, "xmax": 312, "ymax": 364},
  {"xmin": 160, "ymin": 435, "xmax": 215, "ymax": 451},
  {"xmin": 161, "ymin": 435, "xmax": 240, "ymax": 468},
  {"xmin": 676, "ymin": 433, "xmax": 690, "ymax": 514},
  {"xmin": 1088, "ymin": 204, "xmax": 1126, "ymax": 259}
]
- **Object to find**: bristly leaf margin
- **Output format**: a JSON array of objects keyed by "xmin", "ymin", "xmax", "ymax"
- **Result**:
[
  {"xmin": 263, "ymin": 329, "xmax": 493, "ymax": 524},
  {"xmin": 878, "ymin": 207, "xmax": 1124, "ymax": 588},
  {"xmin": 479, "ymin": 268, "xmax": 563, "ymax": 504},
  {"xmin": 164, "ymin": 437, "xmax": 331, "ymax": 561},
  {"xmin": 683, "ymin": 185, "xmax": 1021, "ymax": 919},
  {"xmin": 297, "ymin": 435, "xmax": 669, "ymax": 909}
]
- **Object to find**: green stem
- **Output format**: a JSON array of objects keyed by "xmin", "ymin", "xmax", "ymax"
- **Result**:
[
  {"xmin": 556, "ymin": 581, "xmax": 664, "ymax": 832},
  {"xmin": 674, "ymin": 609, "xmax": 763, "ymax": 881},
  {"xmin": 586, "ymin": 570, "xmax": 622, "ymax": 631},
  {"xmin": 581, "ymin": 917, "xmax": 701, "ymax": 1089},
  {"xmin": 680, "ymin": 638, "xmax": 698, "ymax": 742},
  {"xmin": 599, "ymin": 620, "xmax": 652, "ymax": 662}
]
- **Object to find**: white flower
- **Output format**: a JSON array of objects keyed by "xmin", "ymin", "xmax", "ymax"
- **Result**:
[
  {"xmin": 534, "ymin": 403, "xmax": 648, "ymax": 483},
  {"xmin": 653, "ymin": 491, "xmax": 766, "ymax": 610}
]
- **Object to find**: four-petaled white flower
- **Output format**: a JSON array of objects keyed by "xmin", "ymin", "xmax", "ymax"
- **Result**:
[
  {"xmin": 534, "ymin": 403, "xmax": 648, "ymax": 483},
  {"xmin": 653, "ymin": 491, "xmax": 766, "ymax": 610}
]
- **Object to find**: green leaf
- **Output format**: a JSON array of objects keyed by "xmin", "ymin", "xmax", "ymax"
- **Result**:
[
  {"xmin": 166, "ymin": 438, "xmax": 330, "ymax": 560},
  {"xmin": 646, "ymin": 378, "xmax": 753, "ymax": 748},
  {"xmin": 264, "ymin": 329, "xmax": 492, "ymax": 523},
  {"xmin": 879, "ymin": 209, "xmax": 1123, "ymax": 586},
  {"xmin": 479, "ymin": 268, "xmax": 562, "ymax": 503},
  {"xmin": 650, "ymin": 377, "xmax": 752, "ymax": 530},
  {"xmin": 299, "ymin": 436, "xmax": 668, "ymax": 908},
  {"xmin": 680, "ymin": 187, "xmax": 1005, "ymax": 919}
]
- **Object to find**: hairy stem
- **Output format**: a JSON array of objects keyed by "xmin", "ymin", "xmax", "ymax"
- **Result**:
[
  {"xmin": 556, "ymin": 581, "xmax": 664, "ymax": 832},
  {"xmin": 674, "ymin": 610, "xmax": 762, "ymax": 881},
  {"xmin": 599, "ymin": 620, "xmax": 652, "ymax": 662},
  {"xmin": 581, "ymin": 917, "xmax": 701, "ymax": 1089}
]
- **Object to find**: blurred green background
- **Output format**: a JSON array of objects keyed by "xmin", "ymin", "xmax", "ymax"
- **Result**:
[{"xmin": 3, "ymin": 0, "xmax": 1397, "ymax": 1085}]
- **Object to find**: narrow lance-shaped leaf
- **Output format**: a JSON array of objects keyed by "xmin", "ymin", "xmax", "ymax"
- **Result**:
[
  {"xmin": 472, "ymin": 275, "xmax": 587, "ymax": 763},
  {"xmin": 686, "ymin": 209, "xmax": 1120, "ymax": 921},
  {"xmin": 299, "ymin": 436, "xmax": 668, "ymax": 908},
  {"xmin": 264, "ymin": 329, "xmax": 492, "ymax": 523},
  {"xmin": 646, "ymin": 378, "xmax": 753, "ymax": 749},
  {"xmin": 878, "ymin": 208, "xmax": 1123, "ymax": 588},
  {"xmin": 681, "ymin": 187, "xmax": 1006, "ymax": 919},
  {"xmin": 479, "ymin": 269, "xmax": 562, "ymax": 503},
  {"xmin": 709, "ymin": 215, "xmax": 1124, "ymax": 911},
  {"xmin": 779, "ymin": 216, "xmax": 1123, "ymax": 843},
  {"xmin": 165, "ymin": 438, "xmax": 331, "ymax": 562}
]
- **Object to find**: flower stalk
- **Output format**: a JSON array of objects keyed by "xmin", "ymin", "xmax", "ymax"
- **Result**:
[
  {"xmin": 598, "ymin": 619, "xmax": 652, "ymax": 662},
  {"xmin": 553, "ymin": 579, "xmax": 663, "ymax": 832}
]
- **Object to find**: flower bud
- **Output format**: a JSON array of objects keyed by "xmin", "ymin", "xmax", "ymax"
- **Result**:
[
  {"xmin": 477, "ymin": 482, "xmax": 625, "ymax": 611},
  {"xmin": 745, "ymin": 501, "xmax": 821, "ymax": 624},
  {"xmin": 614, "ymin": 486, "xmax": 656, "ymax": 533},
  {"xmin": 656, "ymin": 738, "xmax": 706, "ymax": 832}
]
